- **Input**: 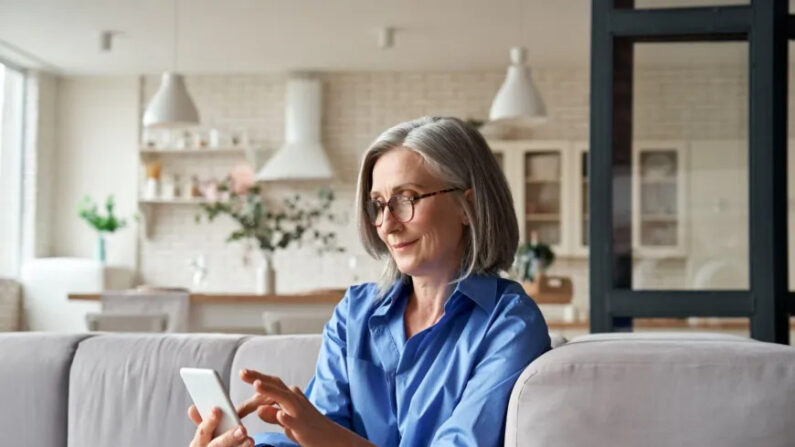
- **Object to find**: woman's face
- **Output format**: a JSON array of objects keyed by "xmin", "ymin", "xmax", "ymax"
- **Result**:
[{"xmin": 370, "ymin": 148, "xmax": 468, "ymax": 278}]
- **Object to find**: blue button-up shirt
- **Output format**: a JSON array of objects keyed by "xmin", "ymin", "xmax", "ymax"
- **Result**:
[{"xmin": 254, "ymin": 274, "xmax": 550, "ymax": 447}]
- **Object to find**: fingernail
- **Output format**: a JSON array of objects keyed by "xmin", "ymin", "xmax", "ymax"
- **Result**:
[{"xmin": 234, "ymin": 426, "xmax": 245, "ymax": 439}]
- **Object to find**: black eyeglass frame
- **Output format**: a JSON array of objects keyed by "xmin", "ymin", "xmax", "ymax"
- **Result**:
[{"xmin": 367, "ymin": 187, "xmax": 460, "ymax": 226}]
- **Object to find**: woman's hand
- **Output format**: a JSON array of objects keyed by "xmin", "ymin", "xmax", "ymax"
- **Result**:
[
  {"xmin": 187, "ymin": 405, "xmax": 254, "ymax": 447},
  {"xmin": 237, "ymin": 369, "xmax": 375, "ymax": 447}
]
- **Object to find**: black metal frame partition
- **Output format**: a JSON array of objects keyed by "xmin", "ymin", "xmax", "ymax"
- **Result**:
[{"xmin": 589, "ymin": 0, "xmax": 792, "ymax": 344}]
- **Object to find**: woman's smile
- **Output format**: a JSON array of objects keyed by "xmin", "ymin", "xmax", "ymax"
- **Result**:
[{"xmin": 391, "ymin": 239, "xmax": 418, "ymax": 250}]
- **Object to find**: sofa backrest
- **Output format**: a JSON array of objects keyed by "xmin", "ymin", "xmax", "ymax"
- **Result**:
[
  {"xmin": 0, "ymin": 333, "xmax": 89, "ymax": 446},
  {"xmin": 67, "ymin": 333, "xmax": 246, "ymax": 447},
  {"xmin": 229, "ymin": 334, "xmax": 324, "ymax": 434},
  {"xmin": 505, "ymin": 332, "xmax": 795, "ymax": 447}
]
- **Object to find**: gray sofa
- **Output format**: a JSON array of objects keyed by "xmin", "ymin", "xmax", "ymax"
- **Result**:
[{"xmin": 1, "ymin": 331, "xmax": 793, "ymax": 447}]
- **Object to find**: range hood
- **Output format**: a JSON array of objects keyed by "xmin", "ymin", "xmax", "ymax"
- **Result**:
[{"xmin": 256, "ymin": 77, "xmax": 334, "ymax": 181}]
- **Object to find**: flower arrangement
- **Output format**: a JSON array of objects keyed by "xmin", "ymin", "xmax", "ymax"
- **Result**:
[
  {"xmin": 78, "ymin": 195, "xmax": 128, "ymax": 233},
  {"xmin": 77, "ymin": 195, "xmax": 129, "ymax": 262},
  {"xmin": 195, "ymin": 172, "xmax": 344, "ymax": 257}
]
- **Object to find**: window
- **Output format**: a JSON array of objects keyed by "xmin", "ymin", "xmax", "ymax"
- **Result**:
[{"xmin": 0, "ymin": 61, "xmax": 26, "ymax": 277}]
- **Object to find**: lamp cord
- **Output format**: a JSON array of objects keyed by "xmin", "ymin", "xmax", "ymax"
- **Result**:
[
  {"xmin": 518, "ymin": 0, "xmax": 524, "ymax": 45},
  {"xmin": 173, "ymin": 0, "xmax": 178, "ymax": 71}
]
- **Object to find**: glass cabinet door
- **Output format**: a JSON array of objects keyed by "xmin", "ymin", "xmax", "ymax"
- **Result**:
[
  {"xmin": 524, "ymin": 151, "xmax": 563, "ymax": 248},
  {"xmin": 632, "ymin": 142, "xmax": 688, "ymax": 257},
  {"xmin": 571, "ymin": 143, "xmax": 590, "ymax": 257}
]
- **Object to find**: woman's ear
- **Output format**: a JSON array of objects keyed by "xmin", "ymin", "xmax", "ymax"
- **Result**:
[{"xmin": 461, "ymin": 188, "xmax": 474, "ymax": 225}]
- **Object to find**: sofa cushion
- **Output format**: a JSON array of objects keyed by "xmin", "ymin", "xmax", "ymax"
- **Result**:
[
  {"xmin": 505, "ymin": 332, "xmax": 795, "ymax": 447},
  {"xmin": 0, "ymin": 333, "xmax": 91, "ymax": 446},
  {"xmin": 229, "ymin": 334, "xmax": 323, "ymax": 434},
  {"xmin": 67, "ymin": 333, "xmax": 247, "ymax": 447}
]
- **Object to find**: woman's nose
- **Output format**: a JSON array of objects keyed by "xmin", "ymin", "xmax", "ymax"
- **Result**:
[{"xmin": 380, "ymin": 206, "xmax": 402, "ymax": 232}]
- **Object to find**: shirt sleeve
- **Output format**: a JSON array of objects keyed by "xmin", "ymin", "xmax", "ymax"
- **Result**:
[
  {"xmin": 429, "ymin": 297, "xmax": 551, "ymax": 447},
  {"xmin": 254, "ymin": 288, "xmax": 354, "ymax": 447}
]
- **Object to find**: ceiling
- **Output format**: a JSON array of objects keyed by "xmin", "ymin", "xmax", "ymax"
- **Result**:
[{"xmin": 0, "ymin": 0, "xmax": 768, "ymax": 75}]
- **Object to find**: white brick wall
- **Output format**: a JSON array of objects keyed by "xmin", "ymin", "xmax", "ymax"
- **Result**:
[{"xmin": 136, "ymin": 65, "xmax": 756, "ymax": 307}]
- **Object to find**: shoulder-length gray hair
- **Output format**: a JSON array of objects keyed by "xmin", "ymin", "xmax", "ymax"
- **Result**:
[{"xmin": 355, "ymin": 116, "xmax": 519, "ymax": 295}]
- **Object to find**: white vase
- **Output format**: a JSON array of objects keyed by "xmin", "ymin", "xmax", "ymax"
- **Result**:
[{"xmin": 256, "ymin": 251, "xmax": 276, "ymax": 295}]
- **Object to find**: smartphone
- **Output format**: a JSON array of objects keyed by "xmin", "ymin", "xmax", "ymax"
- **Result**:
[{"xmin": 180, "ymin": 367, "xmax": 243, "ymax": 435}]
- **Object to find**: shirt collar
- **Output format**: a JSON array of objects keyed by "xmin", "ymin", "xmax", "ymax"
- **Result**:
[
  {"xmin": 371, "ymin": 277, "xmax": 411, "ymax": 318},
  {"xmin": 374, "ymin": 273, "xmax": 499, "ymax": 317},
  {"xmin": 451, "ymin": 273, "xmax": 499, "ymax": 313}
]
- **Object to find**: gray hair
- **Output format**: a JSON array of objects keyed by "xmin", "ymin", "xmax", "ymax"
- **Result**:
[{"xmin": 355, "ymin": 116, "xmax": 519, "ymax": 295}]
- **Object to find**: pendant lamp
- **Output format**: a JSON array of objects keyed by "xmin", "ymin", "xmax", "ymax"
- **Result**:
[
  {"xmin": 489, "ymin": 46, "xmax": 546, "ymax": 126},
  {"xmin": 142, "ymin": 0, "xmax": 199, "ymax": 128}
]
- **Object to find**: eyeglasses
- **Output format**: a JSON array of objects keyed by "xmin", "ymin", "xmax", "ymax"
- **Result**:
[{"xmin": 366, "ymin": 188, "xmax": 459, "ymax": 226}]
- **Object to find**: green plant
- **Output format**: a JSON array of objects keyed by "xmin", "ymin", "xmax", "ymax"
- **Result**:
[
  {"xmin": 515, "ymin": 236, "xmax": 555, "ymax": 282},
  {"xmin": 196, "ymin": 182, "xmax": 344, "ymax": 255},
  {"xmin": 78, "ymin": 195, "xmax": 128, "ymax": 233}
]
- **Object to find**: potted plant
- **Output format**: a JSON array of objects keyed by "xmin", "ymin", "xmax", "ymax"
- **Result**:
[
  {"xmin": 78, "ymin": 195, "xmax": 128, "ymax": 263},
  {"xmin": 514, "ymin": 230, "xmax": 555, "ymax": 283},
  {"xmin": 195, "ymin": 173, "xmax": 344, "ymax": 294}
]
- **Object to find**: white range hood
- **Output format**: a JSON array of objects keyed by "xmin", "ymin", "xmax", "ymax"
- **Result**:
[{"xmin": 256, "ymin": 77, "xmax": 334, "ymax": 181}]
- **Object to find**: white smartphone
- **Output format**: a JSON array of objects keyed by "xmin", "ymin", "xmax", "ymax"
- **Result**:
[{"xmin": 180, "ymin": 367, "xmax": 243, "ymax": 435}]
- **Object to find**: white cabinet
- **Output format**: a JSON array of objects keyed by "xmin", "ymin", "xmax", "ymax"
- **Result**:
[
  {"xmin": 490, "ymin": 140, "xmax": 573, "ymax": 255},
  {"xmin": 632, "ymin": 141, "xmax": 688, "ymax": 257},
  {"xmin": 490, "ymin": 139, "xmax": 688, "ymax": 258}
]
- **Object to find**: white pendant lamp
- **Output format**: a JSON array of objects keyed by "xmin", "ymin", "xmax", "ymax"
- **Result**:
[
  {"xmin": 489, "ymin": 46, "xmax": 546, "ymax": 126},
  {"xmin": 143, "ymin": 73, "xmax": 199, "ymax": 128},
  {"xmin": 142, "ymin": 0, "xmax": 199, "ymax": 128},
  {"xmin": 256, "ymin": 77, "xmax": 333, "ymax": 181}
]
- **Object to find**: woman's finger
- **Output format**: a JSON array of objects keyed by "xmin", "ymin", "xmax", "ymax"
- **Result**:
[
  {"xmin": 257, "ymin": 405, "xmax": 281, "ymax": 425},
  {"xmin": 254, "ymin": 380, "xmax": 298, "ymax": 415},
  {"xmin": 276, "ymin": 409, "xmax": 298, "ymax": 428},
  {"xmin": 241, "ymin": 369, "xmax": 288, "ymax": 390},
  {"xmin": 188, "ymin": 405, "xmax": 202, "ymax": 426},
  {"xmin": 206, "ymin": 425, "xmax": 251, "ymax": 447},
  {"xmin": 283, "ymin": 426, "xmax": 298, "ymax": 444},
  {"xmin": 192, "ymin": 407, "xmax": 220, "ymax": 446},
  {"xmin": 236, "ymin": 392, "xmax": 275, "ymax": 418}
]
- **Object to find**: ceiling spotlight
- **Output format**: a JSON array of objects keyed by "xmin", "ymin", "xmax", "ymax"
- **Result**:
[
  {"xmin": 99, "ymin": 31, "xmax": 117, "ymax": 52},
  {"xmin": 379, "ymin": 27, "xmax": 395, "ymax": 49}
]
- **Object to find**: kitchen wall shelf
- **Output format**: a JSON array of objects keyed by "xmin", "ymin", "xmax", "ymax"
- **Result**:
[
  {"xmin": 139, "ymin": 147, "xmax": 252, "ymax": 155},
  {"xmin": 138, "ymin": 198, "xmax": 212, "ymax": 205}
]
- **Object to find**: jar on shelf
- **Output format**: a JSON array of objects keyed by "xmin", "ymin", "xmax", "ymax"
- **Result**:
[{"xmin": 161, "ymin": 174, "xmax": 177, "ymax": 200}]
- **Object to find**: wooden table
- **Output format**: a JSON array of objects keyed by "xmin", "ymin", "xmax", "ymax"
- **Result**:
[
  {"xmin": 68, "ymin": 290, "xmax": 345, "ymax": 305},
  {"xmin": 68, "ymin": 290, "xmax": 346, "ymax": 333}
]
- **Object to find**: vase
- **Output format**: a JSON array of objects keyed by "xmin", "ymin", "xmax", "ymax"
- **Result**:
[
  {"xmin": 96, "ymin": 233, "xmax": 106, "ymax": 263},
  {"xmin": 256, "ymin": 251, "xmax": 276, "ymax": 295}
]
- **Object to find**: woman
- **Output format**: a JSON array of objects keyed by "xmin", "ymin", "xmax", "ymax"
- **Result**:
[{"xmin": 188, "ymin": 116, "xmax": 551, "ymax": 447}]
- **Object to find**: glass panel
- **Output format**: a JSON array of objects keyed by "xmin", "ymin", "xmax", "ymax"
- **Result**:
[
  {"xmin": 630, "ymin": 41, "xmax": 749, "ymax": 291},
  {"xmin": 789, "ymin": 41, "xmax": 795, "ymax": 294},
  {"xmin": 639, "ymin": 150, "xmax": 678, "ymax": 246},
  {"xmin": 631, "ymin": 0, "xmax": 748, "ymax": 8},
  {"xmin": 581, "ymin": 151, "xmax": 589, "ymax": 246},
  {"xmin": 525, "ymin": 151, "xmax": 561, "ymax": 246}
]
